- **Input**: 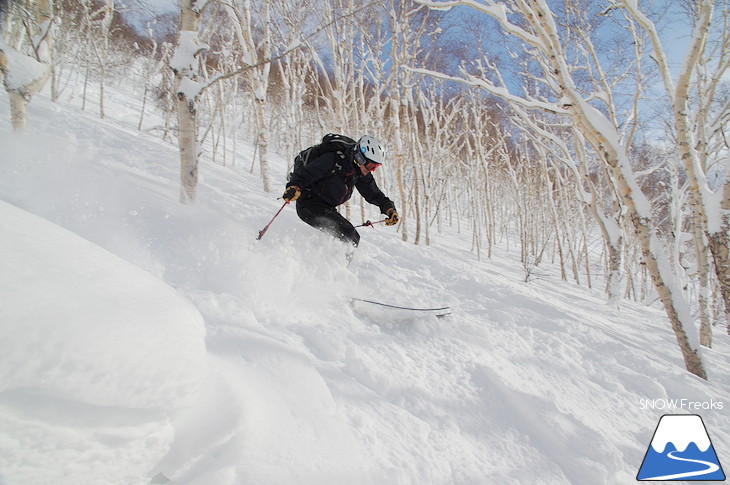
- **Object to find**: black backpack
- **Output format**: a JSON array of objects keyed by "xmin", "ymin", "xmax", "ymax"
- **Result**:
[{"xmin": 288, "ymin": 133, "xmax": 357, "ymax": 181}]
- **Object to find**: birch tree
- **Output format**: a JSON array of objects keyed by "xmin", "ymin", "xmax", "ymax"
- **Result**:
[
  {"xmin": 270, "ymin": 2, "xmax": 315, "ymax": 162},
  {"xmin": 169, "ymin": 0, "xmax": 381, "ymax": 202},
  {"xmin": 0, "ymin": 0, "xmax": 53, "ymax": 130},
  {"xmin": 170, "ymin": 0, "xmax": 207, "ymax": 203},
  {"xmin": 509, "ymin": 105, "xmax": 625, "ymax": 303},
  {"xmin": 374, "ymin": 1, "xmax": 445, "ymax": 243},
  {"xmin": 314, "ymin": 0, "xmax": 360, "ymax": 134},
  {"xmin": 414, "ymin": 0, "xmax": 710, "ymax": 379},
  {"xmin": 619, "ymin": 0, "xmax": 730, "ymax": 344},
  {"xmin": 222, "ymin": 0, "xmax": 274, "ymax": 192}
]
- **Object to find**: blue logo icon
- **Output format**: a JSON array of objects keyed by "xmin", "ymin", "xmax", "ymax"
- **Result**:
[{"xmin": 637, "ymin": 414, "xmax": 726, "ymax": 481}]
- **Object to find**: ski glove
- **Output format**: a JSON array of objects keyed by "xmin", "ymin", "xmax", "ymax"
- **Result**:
[
  {"xmin": 385, "ymin": 208, "xmax": 399, "ymax": 226},
  {"xmin": 282, "ymin": 185, "xmax": 301, "ymax": 202}
]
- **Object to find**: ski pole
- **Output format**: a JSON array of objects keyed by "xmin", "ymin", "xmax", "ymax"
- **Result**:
[
  {"xmin": 256, "ymin": 201, "xmax": 289, "ymax": 240},
  {"xmin": 356, "ymin": 219, "xmax": 386, "ymax": 228}
]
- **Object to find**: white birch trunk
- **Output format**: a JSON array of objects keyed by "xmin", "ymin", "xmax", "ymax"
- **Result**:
[
  {"xmin": 709, "ymin": 177, "xmax": 730, "ymax": 334},
  {"xmin": 0, "ymin": 0, "xmax": 53, "ymax": 131},
  {"xmin": 171, "ymin": 1, "xmax": 204, "ymax": 204},
  {"xmin": 254, "ymin": 97, "xmax": 270, "ymax": 193},
  {"xmin": 623, "ymin": 0, "xmax": 726, "ymax": 344}
]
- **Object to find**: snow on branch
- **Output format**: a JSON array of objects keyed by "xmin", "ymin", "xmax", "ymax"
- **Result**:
[
  {"xmin": 414, "ymin": 0, "xmax": 542, "ymax": 46},
  {"xmin": 204, "ymin": 0, "xmax": 383, "ymax": 91},
  {"xmin": 170, "ymin": 30, "xmax": 207, "ymax": 75},
  {"xmin": 618, "ymin": 0, "xmax": 676, "ymax": 101},
  {"xmin": 407, "ymin": 66, "xmax": 568, "ymax": 115},
  {"xmin": 0, "ymin": 39, "xmax": 50, "ymax": 93},
  {"xmin": 170, "ymin": 30, "xmax": 208, "ymax": 101}
]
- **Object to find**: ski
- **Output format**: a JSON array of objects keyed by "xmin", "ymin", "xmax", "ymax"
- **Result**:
[{"xmin": 349, "ymin": 297, "xmax": 452, "ymax": 318}]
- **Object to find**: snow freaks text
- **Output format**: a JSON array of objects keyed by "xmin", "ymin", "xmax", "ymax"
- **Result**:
[{"xmin": 639, "ymin": 398, "xmax": 724, "ymax": 411}]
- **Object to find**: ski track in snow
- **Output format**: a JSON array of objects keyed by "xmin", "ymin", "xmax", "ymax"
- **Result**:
[{"xmin": 1, "ymin": 85, "xmax": 729, "ymax": 485}]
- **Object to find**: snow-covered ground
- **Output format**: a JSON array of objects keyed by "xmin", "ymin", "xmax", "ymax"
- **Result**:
[{"xmin": 1, "ymin": 85, "xmax": 729, "ymax": 485}]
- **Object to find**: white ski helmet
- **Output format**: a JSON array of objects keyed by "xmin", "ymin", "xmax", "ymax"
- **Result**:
[{"xmin": 356, "ymin": 135, "xmax": 386, "ymax": 165}]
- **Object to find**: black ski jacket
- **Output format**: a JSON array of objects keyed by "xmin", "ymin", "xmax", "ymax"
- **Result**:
[{"xmin": 287, "ymin": 150, "xmax": 395, "ymax": 214}]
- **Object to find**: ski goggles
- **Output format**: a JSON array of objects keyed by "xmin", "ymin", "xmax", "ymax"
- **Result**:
[{"xmin": 354, "ymin": 150, "xmax": 382, "ymax": 171}]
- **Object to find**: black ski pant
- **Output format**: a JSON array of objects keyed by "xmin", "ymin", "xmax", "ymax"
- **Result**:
[{"xmin": 296, "ymin": 197, "xmax": 360, "ymax": 248}]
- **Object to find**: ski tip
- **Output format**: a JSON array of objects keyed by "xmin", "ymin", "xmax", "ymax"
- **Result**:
[{"xmin": 349, "ymin": 297, "xmax": 451, "ymax": 315}]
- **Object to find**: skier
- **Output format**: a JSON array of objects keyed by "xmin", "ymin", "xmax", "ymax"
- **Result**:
[{"xmin": 282, "ymin": 135, "xmax": 399, "ymax": 255}]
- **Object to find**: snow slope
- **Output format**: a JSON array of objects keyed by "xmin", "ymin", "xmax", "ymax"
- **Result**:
[
  {"xmin": 1, "ymin": 86, "xmax": 729, "ymax": 485},
  {"xmin": 0, "ymin": 200, "xmax": 206, "ymax": 485}
]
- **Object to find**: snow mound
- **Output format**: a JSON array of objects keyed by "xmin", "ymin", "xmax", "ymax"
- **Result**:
[{"xmin": 0, "ymin": 199, "xmax": 207, "ymax": 485}]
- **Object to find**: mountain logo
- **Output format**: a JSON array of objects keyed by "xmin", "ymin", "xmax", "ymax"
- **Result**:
[{"xmin": 637, "ymin": 414, "xmax": 726, "ymax": 481}]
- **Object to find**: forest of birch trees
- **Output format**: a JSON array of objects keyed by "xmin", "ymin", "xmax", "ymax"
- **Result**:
[{"xmin": 1, "ymin": 0, "xmax": 728, "ymax": 379}]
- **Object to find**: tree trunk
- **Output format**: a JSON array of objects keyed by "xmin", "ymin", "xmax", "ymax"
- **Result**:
[
  {"xmin": 580, "ymin": 113, "xmax": 707, "ymax": 379},
  {"xmin": 623, "ymin": 0, "xmax": 723, "ymax": 346},
  {"xmin": 691, "ymin": 204, "xmax": 712, "ymax": 347},
  {"xmin": 669, "ymin": 1, "xmax": 714, "ymax": 347},
  {"xmin": 8, "ymin": 91, "xmax": 29, "ymax": 131},
  {"xmin": 0, "ymin": 0, "xmax": 52, "ymax": 131},
  {"xmin": 254, "ymin": 97, "xmax": 271, "ymax": 193},
  {"xmin": 171, "ymin": 1, "xmax": 204, "ymax": 204},
  {"xmin": 708, "ymin": 179, "xmax": 730, "ymax": 334},
  {"xmin": 176, "ymin": 93, "xmax": 198, "ymax": 204}
]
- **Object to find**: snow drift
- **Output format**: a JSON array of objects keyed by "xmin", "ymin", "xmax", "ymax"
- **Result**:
[{"xmin": 0, "ymin": 200, "xmax": 206, "ymax": 485}]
